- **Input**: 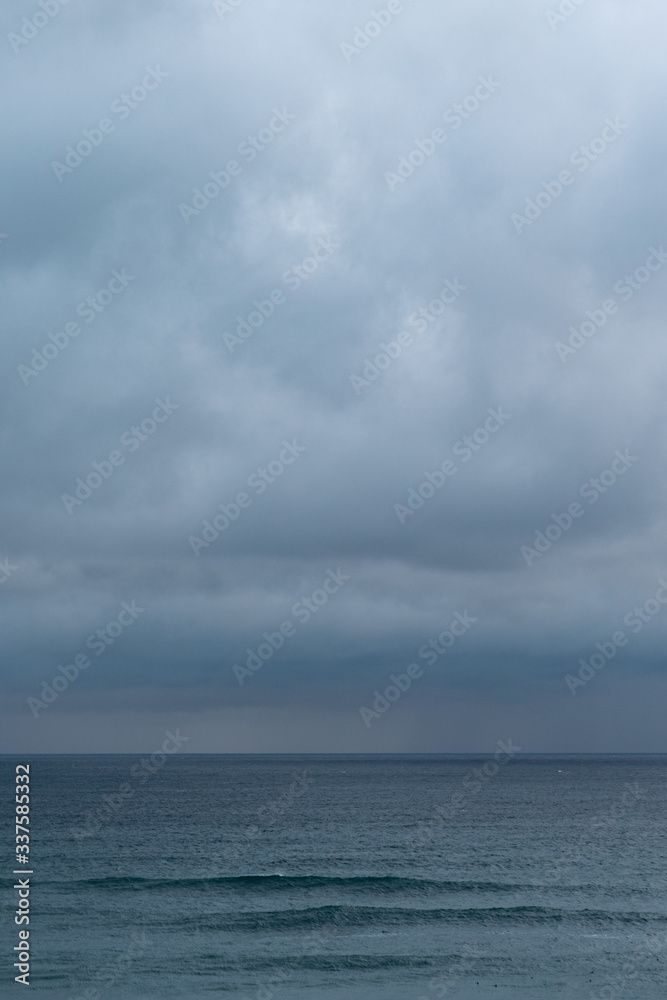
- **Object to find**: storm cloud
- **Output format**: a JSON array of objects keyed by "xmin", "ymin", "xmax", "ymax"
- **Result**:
[{"xmin": 2, "ymin": 0, "xmax": 667, "ymax": 752}]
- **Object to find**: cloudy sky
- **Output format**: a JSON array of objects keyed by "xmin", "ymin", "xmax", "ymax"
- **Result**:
[{"xmin": 2, "ymin": 0, "xmax": 666, "ymax": 753}]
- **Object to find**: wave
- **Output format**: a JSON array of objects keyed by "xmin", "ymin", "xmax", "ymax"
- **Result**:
[
  {"xmin": 183, "ymin": 904, "xmax": 667, "ymax": 933},
  {"xmin": 54, "ymin": 874, "xmax": 533, "ymax": 893}
]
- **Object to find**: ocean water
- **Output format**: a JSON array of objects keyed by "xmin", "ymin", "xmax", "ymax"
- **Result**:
[{"xmin": 2, "ymin": 754, "xmax": 667, "ymax": 999}]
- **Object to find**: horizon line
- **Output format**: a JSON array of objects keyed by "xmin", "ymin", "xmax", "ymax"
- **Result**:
[{"xmin": 2, "ymin": 751, "xmax": 667, "ymax": 757}]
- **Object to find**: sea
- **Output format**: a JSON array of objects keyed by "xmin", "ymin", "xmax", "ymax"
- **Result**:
[{"xmin": 1, "ymin": 754, "xmax": 666, "ymax": 999}]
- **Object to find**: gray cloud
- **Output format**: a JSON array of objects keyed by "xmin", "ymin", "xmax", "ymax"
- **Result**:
[{"xmin": 2, "ymin": 0, "xmax": 667, "ymax": 751}]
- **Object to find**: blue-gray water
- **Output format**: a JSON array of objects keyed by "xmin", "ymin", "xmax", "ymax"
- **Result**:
[{"xmin": 2, "ymin": 755, "xmax": 666, "ymax": 999}]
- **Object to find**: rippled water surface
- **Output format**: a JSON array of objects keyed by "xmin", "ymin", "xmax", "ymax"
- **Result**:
[{"xmin": 2, "ymin": 754, "xmax": 666, "ymax": 998}]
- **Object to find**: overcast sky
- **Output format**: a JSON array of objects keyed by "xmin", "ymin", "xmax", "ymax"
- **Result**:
[{"xmin": 2, "ymin": 0, "xmax": 666, "ymax": 753}]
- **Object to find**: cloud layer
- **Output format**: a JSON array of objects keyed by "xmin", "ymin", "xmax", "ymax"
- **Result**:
[{"xmin": 2, "ymin": 0, "xmax": 667, "ymax": 751}]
